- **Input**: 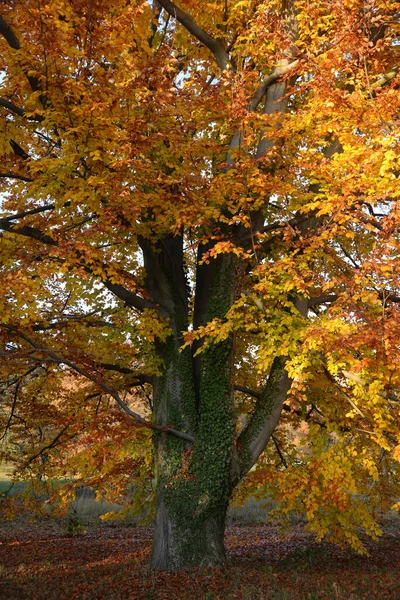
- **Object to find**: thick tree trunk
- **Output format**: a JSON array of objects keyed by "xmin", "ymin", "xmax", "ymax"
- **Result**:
[
  {"xmin": 143, "ymin": 233, "xmax": 288, "ymax": 569},
  {"xmin": 150, "ymin": 334, "xmax": 232, "ymax": 570},
  {"xmin": 150, "ymin": 488, "xmax": 228, "ymax": 570},
  {"xmin": 150, "ymin": 327, "xmax": 235, "ymax": 569},
  {"xmin": 149, "ymin": 254, "xmax": 238, "ymax": 570}
]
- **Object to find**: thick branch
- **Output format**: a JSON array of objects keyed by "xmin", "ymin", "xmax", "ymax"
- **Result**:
[
  {"xmin": 0, "ymin": 97, "xmax": 45, "ymax": 121},
  {"xmin": 0, "ymin": 217, "xmax": 152, "ymax": 312},
  {"xmin": 139, "ymin": 234, "xmax": 189, "ymax": 319},
  {"xmin": 0, "ymin": 14, "xmax": 43, "ymax": 95},
  {"xmin": 308, "ymin": 290, "xmax": 400, "ymax": 309},
  {"xmin": 102, "ymin": 281, "xmax": 154, "ymax": 312},
  {"xmin": 234, "ymin": 384, "xmax": 261, "ymax": 400},
  {"xmin": 100, "ymin": 364, "xmax": 153, "ymax": 384},
  {"xmin": 0, "ymin": 325, "xmax": 194, "ymax": 443},
  {"xmin": 236, "ymin": 357, "xmax": 291, "ymax": 481},
  {"xmin": 0, "ymin": 172, "xmax": 33, "ymax": 182},
  {"xmin": 259, "ymin": 212, "xmax": 313, "ymax": 235},
  {"xmin": 0, "ymin": 97, "xmax": 25, "ymax": 117},
  {"xmin": 341, "ymin": 370, "xmax": 400, "ymax": 404},
  {"xmin": 226, "ymin": 61, "xmax": 297, "ymax": 168},
  {"xmin": 379, "ymin": 291, "xmax": 400, "ymax": 303},
  {"xmin": 308, "ymin": 294, "xmax": 339, "ymax": 308},
  {"xmin": 10, "ymin": 139, "xmax": 30, "ymax": 160},
  {"xmin": 157, "ymin": 0, "xmax": 231, "ymax": 70},
  {"xmin": 249, "ymin": 60, "xmax": 299, "ymax": 112},
  {"xmin": 1, "ymin": 203, "xmax": 58, "ymax": 221},
  {"xmin": 0, "ymin": 15, "xmax": 20, "ymax": 49},
  {"xmin": 32, "ymin": 319, "xmax": 115, "ymax": 332},
  {"xmin": 371, "ymin": 66, "xmax": 398, "ymax": 89},
  {"xmin": 0, "ymin": 220, "xmax": 57, "ymax": 245}
]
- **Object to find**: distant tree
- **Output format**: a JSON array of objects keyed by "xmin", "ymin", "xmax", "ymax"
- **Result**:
[{"xmin": 0, "ymin": 0, "xmax": 399, "ymax": 570}]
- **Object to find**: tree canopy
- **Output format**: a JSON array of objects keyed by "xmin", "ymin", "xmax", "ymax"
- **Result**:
[{"xmin": 0, "ymin": 0, "xmax": 399, "ymax": 570}]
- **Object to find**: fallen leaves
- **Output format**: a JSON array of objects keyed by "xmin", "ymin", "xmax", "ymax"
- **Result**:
[{"xmin": 0, "ymin": 520, "xmax": 399, "ymax": 599}]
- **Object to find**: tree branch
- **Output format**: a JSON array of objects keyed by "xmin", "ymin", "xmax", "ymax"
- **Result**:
[
  {"xmin": 248, "ymin": 60, "xmax": 299, "ymax": 112},
  {"xmin": 0, "ymin": 172, "xmax": 33, "ymax": 182},
  {"xmin": 259, "ymin": 213, "xmax": 313, "ymax": 235},
  {"xmin": 0, "ymin": 325, "xmax": 194, "ymax": 443},
  {"xmin": 308, "ymin": 290, "xmax": 400, "ymax": 309},
  {"xmin": 0, "ymin": 14, "xmax": 20, "ymax": 49},
  {"xmin": 100, "ymin": 364, "xmax": 152, "ymax": 384},
  {"xmin": 271, "ymin": 434, "xmax": 288, "ymax": 468},
  {"xmin": 323, "ymin": 367, "xmax": 397, "ymax": 443},
  {"xmin": 371, "ymin": 66, "xmax": 398, "ymax": 89},
  {"xmin": 341, "ymin": 370, "xmax": 400, "ymax": 404},
  {"xmin": 236, "ymin": 357, "xmax": 291, "ymax": 480},
  {"xmin": 308, "ymin": 294, "xmax": 339, "ymax": 308},
  {"xmin": 0, "ymin": 217, "xmax": 153, "ymax": 312},
  {"xmin": 102, "ymin": 281, "xmax": 155, "ymax": 312},
  {"xmin": 0, "ymin": 14, "xmax": 44, "ymax": 95},
  {"xmin": 10, "ymin": 139, "xmax": 30, "ymax": 160},
  {"xmin": 31, "ymin": 319, "xmax": 115, "ymax": 332},
  {"xmin": 157, "ymin": 0, "xmax": 232, "ymax": 70},
  {"xmin": 0, "ymin": 97, "xmax": 45, "ymax": 121},
  {"xmin": 226, "ymin": 60, "xmax": 298, "ymax": 168},
  {"xmin": 379, "ymin": 291, "xmax": 400, "ymax": 303},
  {"xmin": 0, "ymin": 378, "xmax": 21, "ymax": 441},
  {"xmin": 26, "ymin": 424, "xmax": 72, "ymax": 464},
  {"xmin": 1, "ymin": 203, "xmax": 59, "ymax": 221},
  {"xmin": 0, "ymin": 97, "xmax": 25, "ymax": 117},
  {"xmin": 234, "ymin": 384, "xmax": 261, "ymax": 400},
  {"xmin": 0, "ymin": 219, "xmax": 57, "ymax": 245}
]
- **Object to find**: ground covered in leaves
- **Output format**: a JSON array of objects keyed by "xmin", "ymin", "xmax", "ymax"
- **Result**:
[{"xmin": 0, "ymin": 520, "xmax": 399, "ymax": 600}]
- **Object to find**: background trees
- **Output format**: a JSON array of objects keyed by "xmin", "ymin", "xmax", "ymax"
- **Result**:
[{"xmin": 0, "ymin": 0, "xmax": 399, "ymax": 570}]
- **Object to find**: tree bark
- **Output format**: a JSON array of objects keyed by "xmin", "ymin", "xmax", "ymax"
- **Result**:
[
  {"xmin": 149, "ymin": 253, "xmax": 238, "ymax": 569},
  {"xmin": 150, "ymin": 332, "xmax": 233, "ymax": 570},
  {"xmin": 151, "ymin": 496, "xmax": 227, "ymax": 570}
]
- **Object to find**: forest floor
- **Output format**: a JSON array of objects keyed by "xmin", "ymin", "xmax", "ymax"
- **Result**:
[{"xmin": 0, "ymin": 518, "xmax": 399, "ymax": 600}]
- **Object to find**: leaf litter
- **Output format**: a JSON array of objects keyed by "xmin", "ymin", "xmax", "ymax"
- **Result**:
[{"xmin": 0, "ymin": 520, "xmax": 399, "ymax": 599}]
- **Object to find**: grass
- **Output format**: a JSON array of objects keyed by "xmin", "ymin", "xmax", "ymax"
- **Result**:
[
  {"xmin": 227, "ymin": 496, "xmax": 274, "ymax": 525},
  {"xmin": 0, "ymin": 464, "xmax": 26, "ymax": 497},
  {"xmin": 0, "ymin": 464, "xmax": 124, "ymax": 523},
  {"xmin": 67, "ymin": 486, "xmax": 123, "ymax": 520},
  {"xmin": 1, "ymin": 463, "xmax": 278, "ymax": 526}
]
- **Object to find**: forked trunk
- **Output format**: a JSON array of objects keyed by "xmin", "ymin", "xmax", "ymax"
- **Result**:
[{"xmin": 148, "ymin": 252, "xmax": 239, "ymax": 570}]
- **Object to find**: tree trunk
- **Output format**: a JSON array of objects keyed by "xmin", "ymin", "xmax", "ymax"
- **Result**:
[
  {"xmin": 149, "ymin": 254, "xmax": 238, "ymax": 570},
  {"xmin": 150, "ymin": 335, "xmax": 233, "ymax": 570},
  {"xmin": 144, "ymin": 239, "xmax": 287, "ymax": 569},
  {"xmin": 150, "ymin": 489, "xmax": 228, "ymax": 570}
]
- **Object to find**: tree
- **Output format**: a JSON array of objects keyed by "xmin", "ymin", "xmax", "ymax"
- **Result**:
[{"xmin": 0, "ymin": 0, "xmax": 399, "ymax": 570}]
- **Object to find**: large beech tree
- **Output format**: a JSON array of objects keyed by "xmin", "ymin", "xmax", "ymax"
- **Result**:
[{"xmin": 0, "ymin": 0, "xmax": 400, "ymax": 570}]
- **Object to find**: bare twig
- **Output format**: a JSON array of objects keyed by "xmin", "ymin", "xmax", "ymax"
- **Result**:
[
  {"xmin": 271, "ymin": 434, "xmax": 288, "ymax": 468},
  {"xmin": 27, "ymin": 424, "xmax": 71, "ymax": 464}
]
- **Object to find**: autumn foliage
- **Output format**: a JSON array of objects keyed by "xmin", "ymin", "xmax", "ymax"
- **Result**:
[{"xmin": 0, "ymin": 0, "xmax": 399, "ymax": 569}]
